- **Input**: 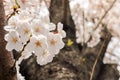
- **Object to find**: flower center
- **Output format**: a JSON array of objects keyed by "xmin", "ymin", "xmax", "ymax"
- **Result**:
[
  {"xmin": 35, "ymin": 27, "xmax": 40, "ymax": 33},
  {"xmin": 12, "ymin": 22, "xmax": 16, "ymax": 26},
  {"xmin": 42, "ymin": 51, "xmax": 47, "ymax": 57},
  {"xmin": 35, "ymin": 41, "xmax": 41, "ymax": 47},
  {"xmin": 50, "ymin": 39, "xmax": 56, "ymax": 45},
  {"xmin": 23, "ymin": 16, "xmax": 27, "ymax": 20},
  {"xmin": 11, "ymin": 37, "xmax": 18, "ymax": 43},
  {"xmin": 24, "ymin": 28, "xmax": 29, "ymax": 34}
]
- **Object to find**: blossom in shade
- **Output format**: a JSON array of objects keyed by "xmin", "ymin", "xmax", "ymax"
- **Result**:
[
  {"xmin": 47, "ymin": 33, "xmax": 65, "ymax": 54},
  {"xmin": 36, "ymin": 50, "xmax": 55, "ymax": 65},
  {"xmin": 4, "ymin": 16, "xmax": 19, "ymax": 31},
  {"xmin": 21, "ymin": 50, "xmax": 32, "ymax": 59},
  {"xmin": 4, "ymin": 31, "xmax": 23, "ymax": 51},
  {"xmin": 57, "ymin": 22, "xmax": 66, "ymax": 38}
]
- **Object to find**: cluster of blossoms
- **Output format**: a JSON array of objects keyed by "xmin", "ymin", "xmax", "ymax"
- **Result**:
[
  {"xmin": 69, "ymin": 0, "xmax": 115, "ymax": 47},
  {"xmin": 4, "ymin": 0, "xmax": 65, "ymax": 65},
  {"xmin": 69, "ymin": 0, "xmax": 120, "ymax": 77},
  {"xmin": 4, "ymin": 0, "xmax": 65, "ymax": 80}
]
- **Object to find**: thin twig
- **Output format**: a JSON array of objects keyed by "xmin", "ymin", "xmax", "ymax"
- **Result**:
[
  {"xmin": 82, "ymin": 10, "xmax": 85, "ymax": 45},
  {"xmin": 90, "ymin": 1, "xmax": 117, "ymax": 77},
  {"xmin": 7, "ymin": 0, "xmax": 20, "ymax": 21},
  {"xmin": 89, "ymin": 33, "xmax": 111, "ymax": 80},
  {"xmin": 7, "ymin": 11, "xmax": 16, "ymax": 21},
  {"xmin": 14, "ymin": 0, "xmax": 19, "ymax": 6},
  {"xmin": 12, "ymin": 39, "xmax": 30, "ymax": 68},
  {"xmin": 89, "ymin": 2, "xmax": 117, "ymax": 76},
  {"xmin": 93, "ymin": 0, "xmax": 117, "ymax": 31},
  {"xmin": 82, "ymin": 10, "xmax": 87, "ymax": 51}
]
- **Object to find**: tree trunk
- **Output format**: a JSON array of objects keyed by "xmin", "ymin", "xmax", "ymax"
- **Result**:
[{"xmin": 0, "ymin": 0, "xmax": 17, "ymax": 80}]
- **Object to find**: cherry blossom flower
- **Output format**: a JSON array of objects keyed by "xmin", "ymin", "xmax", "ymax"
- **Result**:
[
  {"xmin": 69, "ymin": 0, "xmax": 104, "ymax": 47},
  {"xmin": 36, "ymin": 50, "xmax": 55, "ymax": 65},
  {"xmin": 31, "ymin": 19, "xmax": 49, "ymax": 36},
  {"xmin": 47, "ymin": 23, "xmax": 56, "ymax": 31},
  {"xmin": 25, "ymin": 35, "xmax": 48, "ymax": 54},
  {"xmin": 57, "ymin": 22, "xmax": 66, "ymax": 38},
  {"xmin": 47, "ymin": 33, "xmax": 65, "ymax": 54},
  {"xmin": 17, "ymin": 9, "xmax": 33, "ymax": 21},
  {"xmin": 4, "ymin": 31, "xmax": 23, "ymax": 51},
  {"xmin": 16, "ymin": 21, "xmax": 31, "ymax": 44},
  {"xmin": 21, "ymin": 50, "xmax": 32, "ymax": 59},
  {"xmin": 4, "ymin": 16, "xmax": 19, "ymax": 31},
  {"xmin": 87, "ymin": 33, "xmax": 100, "ymax": 47}
]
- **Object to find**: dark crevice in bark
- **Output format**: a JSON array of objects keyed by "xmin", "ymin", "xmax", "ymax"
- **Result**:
[{"xmin": 97, "ymin": 64, "xmax": 119, "ymax": 80}]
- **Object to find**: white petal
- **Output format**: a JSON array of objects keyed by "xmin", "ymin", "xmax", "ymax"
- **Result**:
[
  {"xmin": 4, "ymin": 33, "xmax": 11, "ymax": 41},
  {"xmin": 6, "ymin": 43, "xmax": 14, "ymax": 51},
  {"xmin": 25, "ymin": 41, "xmax": 35, "ymax": 52},
  {"xmin": 21, "ymin": 50, "xmax": 32, "ymax": 59},
  {"xmin": 39, "ymin": 0, "xmax": 50, "ymax": 23},
  {"xmin": 4, "ymin": 25, "xmax": 15, "ymax": 31},
  {"xmin": 48, "ymin": 23, "xmax": 56, "ymax": 31},
  {"xmin": 36, "ymin": 51, "xmax": 54, "ymax": 65},
  {"xmin": 15, "ymin": 43, "xmax": 23, "ymax": 51},
  {"xmin": 57, "ymin": 22, "xmax": 63, "ymax": 30}
]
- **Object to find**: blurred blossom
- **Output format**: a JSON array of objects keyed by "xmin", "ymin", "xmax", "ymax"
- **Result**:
[{"xmin": 69, "ymin": 0, "xmax": 120, "ymax": 75}]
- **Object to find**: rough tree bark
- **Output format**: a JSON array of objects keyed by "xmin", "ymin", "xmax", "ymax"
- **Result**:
[
  {"xmin": 0, "ymin": 0, "xmax": 17, "ymax": 80},
  {"xmin": 98, "ymin": 64, "xmax": 119, "ymax": 80}
]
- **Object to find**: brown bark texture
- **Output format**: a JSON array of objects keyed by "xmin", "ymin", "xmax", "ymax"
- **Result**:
[
  {"xmin": 19, "ymin": 0, "xmax": 119, "ymax": 80},
  {"xmin": 0, "ymin": 0, "xmax": 17, "ymax": 80},
  {"xmin": 98, "ymin": 64, "xmax": 119, "ymax": 80}
]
